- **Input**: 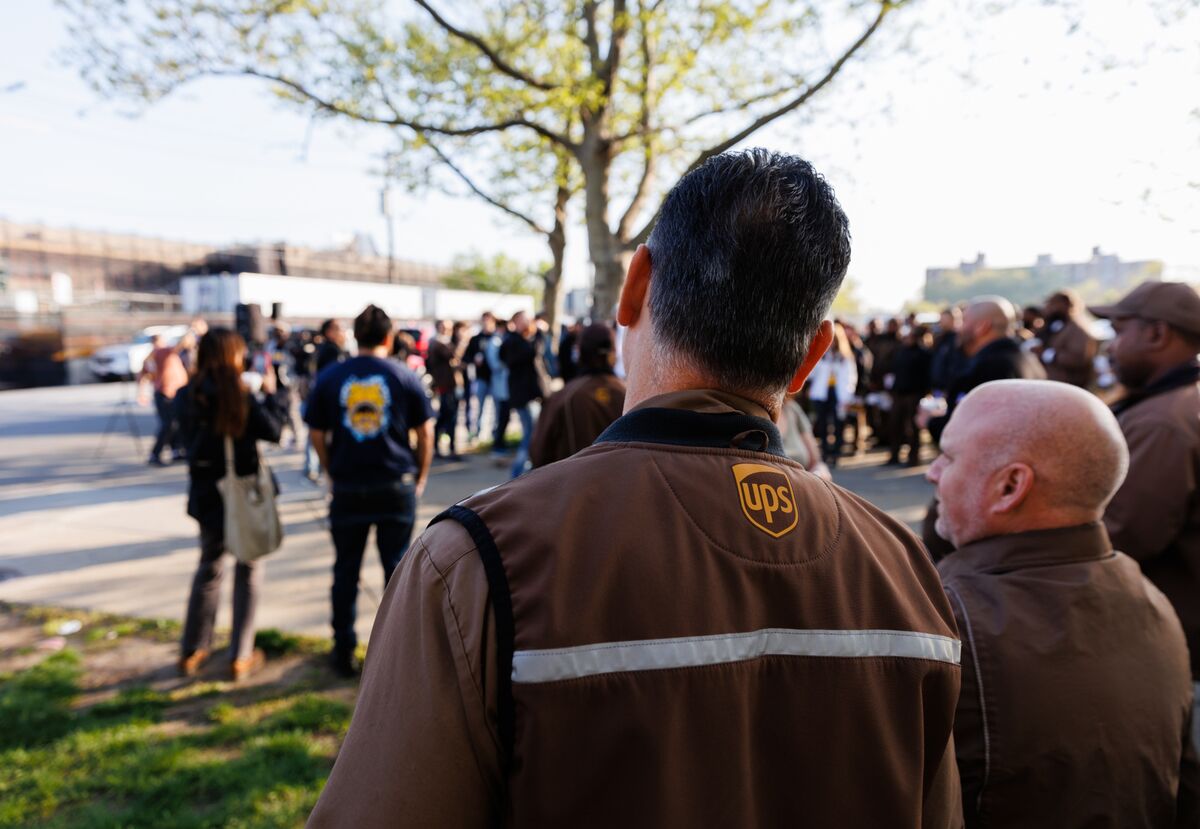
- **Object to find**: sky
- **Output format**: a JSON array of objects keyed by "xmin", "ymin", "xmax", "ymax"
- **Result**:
[{"xmin": 0, "ymin": 1, "xmax": 1196, "ymax": 311}]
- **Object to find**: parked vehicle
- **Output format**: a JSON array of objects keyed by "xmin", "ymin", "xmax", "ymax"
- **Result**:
[{"xmin": 88, "ymin": 325, "xmax": 188, "ymax": 381}]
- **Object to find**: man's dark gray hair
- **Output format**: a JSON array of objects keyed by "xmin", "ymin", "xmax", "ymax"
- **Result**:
[{"xmin": 646, "ymin": 148, "xmax": 851, "ymax": 392}]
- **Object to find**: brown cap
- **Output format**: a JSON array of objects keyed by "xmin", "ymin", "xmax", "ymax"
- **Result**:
[{"xmin": 1088, "ymin": 281, "xmax": 1200, "ymax": 337}]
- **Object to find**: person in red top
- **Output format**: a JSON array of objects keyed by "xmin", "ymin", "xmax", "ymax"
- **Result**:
[{"xmin": 139, "ymin": 333, "xmax": 189, "ymax": 466}]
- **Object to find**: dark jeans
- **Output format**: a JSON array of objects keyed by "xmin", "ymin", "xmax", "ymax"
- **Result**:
[
  {"xmin": 492, "ymin": 400, "xmax": 513, "ymax": 452},
  {"xmin": 329, "ymin": 484, "xmax": 417, "ymax": 655},
  {"xmin": 813, "ymin": 395, "xmax": 844, "ymax": 463},
  {"xmin": 435, "ymin": 389, "xmax": 459, "ymax": 454},
  {"xmin": 889, "ymin": 393, "xmax": 922, "ymax": 462},
  {"xmin": 181, "ymin": 520, "xmax": 262, "ymax": 662},
  {"xmin": 152, "ymin": 390, "xmax": 181, "ymax": 459}
]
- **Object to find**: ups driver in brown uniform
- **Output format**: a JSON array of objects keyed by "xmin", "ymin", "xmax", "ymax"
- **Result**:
[
  {"xmin": 307, "ymin": 149, "xmax": 963, "ymax": 828},
  {"xmin": 1089, "ymin": 280, "xmax": 1200, "ymax": 744},
  {"xmin": 528, "ymin": 323, "xmax": 626, "ymax": 467}
]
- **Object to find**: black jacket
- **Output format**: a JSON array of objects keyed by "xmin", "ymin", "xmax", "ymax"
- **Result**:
[
  {"xmin": 176, "ymin": 381, "xmax": 286, "ymax": 525},
  {"xmin": 931, "ymin": 337, "xmax": 1045, "ymax": 443},
  {"xmin": 500, "ymin": 331, "xmax": 549, "ymax": 409},
  {"xmin": 891, "ymin": 345, "xmax": 933, "ymax": 396},
  {"xmin": 463, "ymin": 331, "xmax": 492, "ymax": 384},
  {"xmin": 929, "ymin": 332, "xmax": 963, "ymax": 392},
  {"xmin": 314, "ymin": 341, "xmax": 346, "ymax": 377}
]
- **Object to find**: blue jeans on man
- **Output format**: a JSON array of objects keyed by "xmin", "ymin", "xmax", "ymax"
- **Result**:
[
  {"xmin": 509, "ymin": 405, "xmax": 535, "ymax": 478},
  {"xmin": 470, "ymin": 379, "xmax": 491, "ymax": 439}
]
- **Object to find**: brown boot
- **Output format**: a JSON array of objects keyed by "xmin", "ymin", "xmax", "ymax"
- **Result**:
[
  {"xmin": 230, "ymin": 648, "xmax": 266, "ymax": 682},
  {"xmin": 178, "ymin": 648, "xmax": 210, "ymax": 678}
]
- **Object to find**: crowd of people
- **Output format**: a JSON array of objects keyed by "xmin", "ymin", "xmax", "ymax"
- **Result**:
[
  {"xmin": 133, "ymin": 149, "xmax": 1200, "ymax": 827},
  {"xmin": 135, "ymin": 301, "xmax": 628, "ymax": 680},
  {"xmin": 786, "ymin": 286, "xmax": 1109, "ymax": 474}
]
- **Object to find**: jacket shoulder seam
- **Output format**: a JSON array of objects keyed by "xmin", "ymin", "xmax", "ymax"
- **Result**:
[{"xmin": 419, "ymin": 539, "xmax": 505, "ymax": 772}]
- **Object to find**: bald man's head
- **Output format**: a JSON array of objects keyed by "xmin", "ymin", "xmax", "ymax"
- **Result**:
[
  {"xmin": 960, "ymin": 295, "xmax": 1016, "ymax": 356},
  {"xmin": 926, "ymin": 380, "xmax": 1129, "ymax": 547}
]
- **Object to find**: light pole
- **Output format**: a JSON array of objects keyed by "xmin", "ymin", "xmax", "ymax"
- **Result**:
[{"xmin": 380, "ymin": 186, "xmax": 395, "ymax": 284}]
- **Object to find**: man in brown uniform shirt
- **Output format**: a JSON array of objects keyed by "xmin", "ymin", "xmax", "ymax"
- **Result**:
[
  {"xmin": 528, "ymin": 323, "xmax": 626, "ymax": 467},
  {"xmin": 1034, "ymin": 289, "xmax": 1099, "ymax": 388},
  {"xmin": 308, "ymin": 149, "xmax": 962, "ymax": 828},
  {"xmin": 931, "ymin": 380, "xmax": 1198, "ymax": 827},
  {"xmin": 1090, "ymin": 281, "xmax": 1200, "ymax": 738}
]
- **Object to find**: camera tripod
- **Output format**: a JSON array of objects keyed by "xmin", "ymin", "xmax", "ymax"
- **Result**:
[{"xmin": 94, "ymin": 381, "xmax": 145, "ymax": 459}]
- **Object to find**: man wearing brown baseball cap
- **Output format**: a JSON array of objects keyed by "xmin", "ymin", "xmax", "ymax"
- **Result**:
[
  {"xmin": 1091, "ymin": 280, "xmax": 1200, "ymax": 741},
  {"xmin": 528, "ymin": 323, "xmax": 626, "ymax": 467}
]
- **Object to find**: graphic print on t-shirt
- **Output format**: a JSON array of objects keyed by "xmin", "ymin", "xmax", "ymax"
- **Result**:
[{"xmin": 340, "ymin": 375, "xmax": 392, "ymax": 442}]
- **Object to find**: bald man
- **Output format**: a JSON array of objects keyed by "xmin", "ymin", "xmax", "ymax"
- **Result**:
[
  {"xmin": 930, "ymin": 296, "xmax": 1046, "ymax": 437},
  {"xmin": 931, "ymin": 380, "xmax": 1198, "ymax": 828},
  {"xmin": 922, "ymin": 297, "xmax": 1046, "ymax": 559}
]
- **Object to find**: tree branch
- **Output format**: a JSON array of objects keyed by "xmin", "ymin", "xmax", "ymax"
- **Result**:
[
  {"xmin": 229, "ymin": 68, "xmax": 576, "ymax": 147},
  {"xmin": 410, "ymin": 0, "xmax": 557, "ymax": 92},
  {"xmin": 582, "ymin": 1, "xmax": 603, "ymax": 71},
  {"xmin": 422, "ymin": 139, "xmax": 550, "ymax": 237},
  {"xmin": 678, "ymin": 79, "xmax": 807, "ymax": 128},
  {"xmin": 609, "ymin": 79, "xmax": 803, "ymax": 145},
  {"xmin": 601, "ymin": 0, "xmax": 630, "ymax": 96},
  {"xmin": 628, "ymin": 0, "xmax": 893, "ymax": 246}
]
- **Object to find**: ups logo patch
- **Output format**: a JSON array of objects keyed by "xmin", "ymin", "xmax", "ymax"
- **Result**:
[{"xmin": 732, "ymin": 463, "xmax": 798, "ymax": 538}]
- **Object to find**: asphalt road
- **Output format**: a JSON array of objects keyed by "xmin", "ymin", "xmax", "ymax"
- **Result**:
[{"xmin": 0, "ymin": 383, "xmax": 935, "ymax": 645}]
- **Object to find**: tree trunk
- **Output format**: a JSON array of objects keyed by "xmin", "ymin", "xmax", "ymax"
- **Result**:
[
  {"xmin": 580, "ymin": 132, "xmax": 625, "ymax": 320},
  {"xmin": 540, "ymin": 182, "xmax": 569, "ymax": 342}
]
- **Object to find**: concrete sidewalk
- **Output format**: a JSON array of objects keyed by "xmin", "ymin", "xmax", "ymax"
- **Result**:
[{"xmin": 0, "ymin": 384, "xmax": 935, "ymax": 646}]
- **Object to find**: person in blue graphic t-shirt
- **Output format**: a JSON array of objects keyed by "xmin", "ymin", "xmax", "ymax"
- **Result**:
[{"xmin": 305, "ymin": 304, "xmax": 434, "ymax": 676}]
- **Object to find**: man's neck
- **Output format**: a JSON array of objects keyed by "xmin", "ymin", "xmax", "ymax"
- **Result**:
[
  {"xmin": 963, "ymin": 508, "xmax": 1101, "ymax": 548},
  {"xmin": 624, "ymin": 363, "xmax": 779, "ymax": 420},
  {"xmin": 359, "ymin": 346, "xmax": 390, "ymax": 359}
]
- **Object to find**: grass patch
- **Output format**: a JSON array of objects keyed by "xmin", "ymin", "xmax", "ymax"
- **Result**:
[
  {"xmin": 2, "ymin": 602, "xmax": 180, "ymax": 645},
  {"xmin": 253, "ymin": 629, "xmax": 328, "ymax": 659},
  {"xmin": 0, "ymin": 650, "xmax": 82, "ymax": 750},
  {"xmin": 0, "ymin": 650, "xmax": 352, "ymax": 829}
]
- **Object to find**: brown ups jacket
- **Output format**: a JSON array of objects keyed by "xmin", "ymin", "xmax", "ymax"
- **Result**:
[
  {"xmin": 1105, "ymin": 360, "xmax": 1200, "ymax": 677},
  {"xmin": 528, "ymin": 372, "xmax": 625, "ymax": 467},
  {"xmin": 1042, "ymin": 318, "xmax": 1098, "ymax": 388},
  {"xmin": 938, "ymin": 523, "xmax": 1199, "ymax": 828},
  {"xmin": 308, "ymin": 390, "xmax": 963, "ymax": 828}
]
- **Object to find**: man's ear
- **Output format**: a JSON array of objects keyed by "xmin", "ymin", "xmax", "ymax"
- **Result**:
[
  {"xmin": 1145, "ymin": 320, "xmax": 1172, "ymax": 351},
  {"xmin": 992, "ymin": 463, "xmax": 1035, "ymax": 514},
  {"xmin": 617, "ymin": 245, "xmax": 652, "ymax": 328},
  {"xmin": 787, "ymin": 320, "xmax": 834, "ymax": 395}
]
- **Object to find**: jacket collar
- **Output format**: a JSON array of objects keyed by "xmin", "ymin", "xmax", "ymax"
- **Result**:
[
  {"xmin": 596, "ymin": 389, "xmax": 784, "ymax": 457},
  {"xmin": 972, "ymin": 336, "xmax": 1020, "ymax": 360},
  {"xmin": 1111, "ymin": 359, "xmax": 1200, "ymax": 417},
  {"xmin": 937, "ymin": 522, "xmax": 1114, "ymax": 578}
]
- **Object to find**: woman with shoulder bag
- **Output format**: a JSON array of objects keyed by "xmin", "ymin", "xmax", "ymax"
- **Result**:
[{"xmin": 175, "ymin": 328, "xmax": 286, "ymax": 681}]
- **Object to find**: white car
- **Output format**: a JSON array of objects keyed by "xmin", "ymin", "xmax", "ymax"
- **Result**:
[{"xmin": 89, "ymin": 325, "xmax": 189, "ymax": 381}]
